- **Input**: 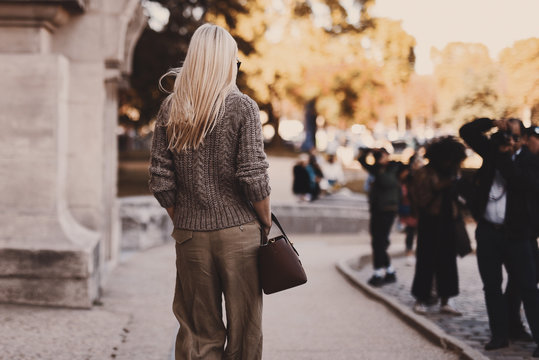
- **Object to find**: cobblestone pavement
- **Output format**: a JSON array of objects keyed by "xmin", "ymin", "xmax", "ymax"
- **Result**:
[{"xmin": 356, "ymin": 253, "xmax": 538, "ymax": 359}]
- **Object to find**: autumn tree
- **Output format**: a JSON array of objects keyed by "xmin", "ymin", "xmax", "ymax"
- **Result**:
[
  {"xmin": 404, "ymin": 74, "xmax": 436, "ymax": 131},
  {"xmin": 126, "ymin": 0, "xmax": 419, "ymax": 151},
  {"xmin": 207, "ymin": 0, "xmax": 381, "ymax": 146},
  {"xmin": 126, "ymin": 0, "xmax": 381, "ymax": 148},
  {"xmin": 432, "ymin": 42, "xmax": 504, "ymax": 128},
  {"xmin": 499, "ymin": 38, "xmax": 539, "ymax": 124},
  {"xmin": 123, "ymin": 0, "xmax": 249, "ymax": 131},
  {"xmin": 364, "ymin": 18, "xmax": 415, "ymax": 134}
]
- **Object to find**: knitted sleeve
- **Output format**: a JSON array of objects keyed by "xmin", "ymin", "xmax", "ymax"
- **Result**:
[
  {"xmin": 148, "ymin": 98, "xmax": 176, "ymax": 208},
  {"xmin": 236, "ymin": 95, "xmax": 271, "ymax": 202}
]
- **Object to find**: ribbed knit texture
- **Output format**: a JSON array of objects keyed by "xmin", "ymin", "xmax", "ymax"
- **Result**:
[{"xmin": 148, "ymin": 86, "xmax": 271, "ymax": 231}]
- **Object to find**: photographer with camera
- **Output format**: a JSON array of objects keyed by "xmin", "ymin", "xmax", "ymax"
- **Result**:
[
  {"xmin": 460, "ymin": 117, "xmax": 539, "ymax": 356},
  {"xmin": 358, "ymin": 147, "xmax": 404, "ymax": 287}
]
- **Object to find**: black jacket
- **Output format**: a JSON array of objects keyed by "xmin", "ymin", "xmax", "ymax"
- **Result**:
[
  {"xmin": 459, "ymin": 118, "xmax": 539, "ymax": 240},
  {"xmin": 358, "ymin": 154, "xmax": 403, "ymax": 212}
]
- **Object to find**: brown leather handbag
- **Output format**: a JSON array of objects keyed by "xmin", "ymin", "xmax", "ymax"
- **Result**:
[{"xmin": 258, "ymin": 213, "xmax": 307, "ymax": 294}]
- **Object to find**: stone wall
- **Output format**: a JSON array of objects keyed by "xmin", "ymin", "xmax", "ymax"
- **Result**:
[
  {"xmin": 0, "ymin": 0, "xmax": 146, "ymax": 308},
  {"xmin": 119, "ymin": 197, "xmax": 173, "ymax": 251},
  {"xmin": 117, "ymin": 196, "xmax": 368, "ymax": 252}
]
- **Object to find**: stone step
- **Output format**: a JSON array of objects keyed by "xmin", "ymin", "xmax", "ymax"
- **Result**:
[
  {"xmin": 119, "ymin": 195, "xmax": 369, "ymax": 251},
  {"xmin": 272, "ymin": 202, "xmax": 368, "ymax": 234}
]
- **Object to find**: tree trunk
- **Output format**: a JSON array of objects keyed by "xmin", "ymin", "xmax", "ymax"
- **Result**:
[
  {"xmin": 261, "ymin": 102, "xmax": 283, "ymax": 149},
  {"xmin": 396, "ymin": 84, "xmax": 406, "ymax": 136}
]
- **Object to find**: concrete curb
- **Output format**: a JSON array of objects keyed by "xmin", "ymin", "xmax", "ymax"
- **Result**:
[{"xmin": 336, "ymin": 255, "xmax": 488, "ymax": 360}]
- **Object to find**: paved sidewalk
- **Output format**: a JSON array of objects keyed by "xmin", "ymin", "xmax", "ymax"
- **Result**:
[
  {"xmin": 340, "ymin": 250, "xmax": 539, "ymax": 359},
  {"xmin": 0, "ymin": 245, "xmax": 178, "ymax": 360},
  {"xmin": 0, "ymin": 233, "xmax": 461, "ymax": 360},
  {"xmin": 263, "ymin": 234, "xmax": 459, "ymax": 360}
]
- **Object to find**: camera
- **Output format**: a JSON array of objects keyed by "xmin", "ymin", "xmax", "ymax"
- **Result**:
[
  {"xmin": 359, "ymin": 147, "xmax": 388, "ymax": 162},
  {"xmin": 491, "ymin": 130, "xmax": 518, "ymax": 147}
]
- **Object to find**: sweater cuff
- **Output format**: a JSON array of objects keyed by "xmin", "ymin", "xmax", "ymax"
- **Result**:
[
  {"xmin": 243, "ymin": 181, "xmax": 271, "ymax": 202},
  {"xmin": 153, "ymin": 190, "xmax": 176, "ymax": 208}
]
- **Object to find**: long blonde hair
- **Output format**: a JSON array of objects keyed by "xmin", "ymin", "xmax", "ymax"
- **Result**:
[{"xmin": 160, "ymin": 24, "xmax": 238, "ymax": 151}]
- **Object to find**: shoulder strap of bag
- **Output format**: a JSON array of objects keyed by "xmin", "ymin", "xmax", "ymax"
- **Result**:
[
  {"xmin": 271, "ymin": 213, "xmax": 286, "ymax": 237},
  {"xmin": 269, "ymin": 213, "xmax": 300, "ymax": 256},
  {"xmin": 259, "ymin": 212, "xmax": 288, "ymax": 244},
  {"xmin": 250, "ymin": 204, "xmax": 299, "ymax": 254}
]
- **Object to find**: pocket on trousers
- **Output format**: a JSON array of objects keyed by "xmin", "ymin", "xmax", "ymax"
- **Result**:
[
  {"xmin": 239, "ymin": 220, "xmax": 261, "ymax": 233},
  {"xmin": 171, "ymin": 228, "xmax": 193, "ymax": 245}
]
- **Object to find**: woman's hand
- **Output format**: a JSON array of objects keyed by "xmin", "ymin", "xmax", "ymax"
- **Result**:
[
  {"xmin": 262, "ymin": 223, "xmax": 272, "ymax": 236},
  {"xmin": 252, "ymin": 196, "xmax": 271, "ymax": 233},
  {"xmin": 494, "ymin": 119, "xmax": 508, "ymax": 132}
]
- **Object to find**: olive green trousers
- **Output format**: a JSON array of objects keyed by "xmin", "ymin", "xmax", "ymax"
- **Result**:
[{"xmin": 171, "ymin": 220, "xmax": 263, "ymax": 360}]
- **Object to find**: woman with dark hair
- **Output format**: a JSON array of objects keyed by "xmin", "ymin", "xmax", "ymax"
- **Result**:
[{"xmin": 409, "ymin": 136, "xmax": 467, "ymax": 315}]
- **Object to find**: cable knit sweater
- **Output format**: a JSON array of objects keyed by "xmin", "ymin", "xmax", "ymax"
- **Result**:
[{"xmin": 148, "ymin": 86, "xmax": 271, "ymax": 231}]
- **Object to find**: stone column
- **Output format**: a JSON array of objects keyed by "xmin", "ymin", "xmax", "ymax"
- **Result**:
[{"xmin": 0, "ymin": 0, "xmax": 146, "ymax": 308}]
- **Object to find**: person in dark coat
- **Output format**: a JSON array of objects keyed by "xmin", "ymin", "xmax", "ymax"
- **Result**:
[
  {"xmin": 399, "ymin": 151, "xmax": 424, "ymax": 265},
  {"xmin": 460, "ymin": 117, "xmax": 539, "ymax": 356},
  {"xmin": 525, "ymin": 126, "xmax": 539, "ymax": 240},
  {"xmin": 293, "ymin": 154, "xmax": 312, "ymax": 202},
  {"xmin": 523, "ymin": 126, "xmax": 539, "ymax": 286},
  {"xmin": 308, "ymin": 149, "xmax": 324, "ymax": 201},
  {"xmin": 358, "ymin": 148, "xmax": 403, "ymax": 287},
  {"xmin": 409, "ymin": 136, "xmax": 467, "ymax": 315}
]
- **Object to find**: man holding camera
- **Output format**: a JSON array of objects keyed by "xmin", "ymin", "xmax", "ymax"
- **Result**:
[
  {"xmin": 358, "ymin": 148, "xmax": 403, "ymax": 287},
  {"xmin": 460, "ymin": 117, "xmax": 539, "ymax": 357}
]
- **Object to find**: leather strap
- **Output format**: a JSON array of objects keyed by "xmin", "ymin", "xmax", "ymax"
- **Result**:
[
  {"xmin": 270, "ymin": 213, "xmax": 286, "ymax": 237},
  {"xmin": 249, "ymin": 204, "xmax": 297, "ymax": 254}
]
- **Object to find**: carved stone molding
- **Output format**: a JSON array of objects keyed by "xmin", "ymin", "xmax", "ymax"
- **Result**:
[{"xmin": 0, "ymin": 0, "xmax": 87, "ymax": 13}]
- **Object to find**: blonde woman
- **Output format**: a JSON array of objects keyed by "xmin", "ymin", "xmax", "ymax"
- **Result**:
[{"xmin": 148, "ymin": 24, "xmax": 271, "ymax": 360}]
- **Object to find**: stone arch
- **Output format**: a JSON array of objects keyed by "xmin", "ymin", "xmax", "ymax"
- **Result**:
[{"xmin": 0, "ymin": 0, "xmax": 147, "ymax": 308}]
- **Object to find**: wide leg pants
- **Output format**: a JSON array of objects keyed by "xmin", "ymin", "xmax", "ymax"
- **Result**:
[{"xmin": 171, "ymin": 220, "xmax": 262, "ymax": 360}]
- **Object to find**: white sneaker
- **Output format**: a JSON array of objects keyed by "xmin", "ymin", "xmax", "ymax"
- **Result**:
[
  {"xmin": 440, "ymin": 304, "xmax": 462, "ymax": 316},
  {"xmin": 405, "ymin": 255, "xmax": 415, "ymax": 266},
  {"xmin": 413, "ymin": 302, "xmax": 428, "ymax": 315}
]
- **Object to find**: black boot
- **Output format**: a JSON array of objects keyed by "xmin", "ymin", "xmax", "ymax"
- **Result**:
[
  {"xmin": 509, "ymin": 326, "xmax": 533, "ymax": 342},
  {"xmin": 367, "ymin": 275, "xmax": 384, "ymax": 287},
  {"xmin": 484, "ymin": 338, "xmax": 509, "ymax": 350},
  {"xmin": 383, "ymin": 272, "xmax": 396, "ymax": 284}
]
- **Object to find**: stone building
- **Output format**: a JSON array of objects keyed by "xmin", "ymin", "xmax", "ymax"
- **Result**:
[{"xmin": 0, "ymin": 0, "xmax": 146, "ymax": 308}]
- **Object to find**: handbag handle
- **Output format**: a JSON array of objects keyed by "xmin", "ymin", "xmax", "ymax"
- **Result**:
[
  {"xmin": 270, "ymin": 213, "xmax": 287, "ymax": 238},
  {"xmin": 247, "ymin": 203, "xmax": 286, "ymax": 243},
  {"xmin": 259, "ymin": 212, "xmax": 287, "ymax": 245},
  {"xmin": 261, "ymin": 213, "xmax": 299, "ymax": 256},
  {"xmin": 248, "ymin": 203, "xmax": 296, "ymax": 251}
]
